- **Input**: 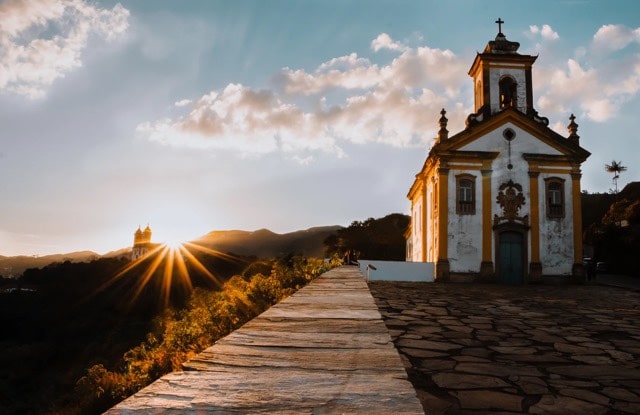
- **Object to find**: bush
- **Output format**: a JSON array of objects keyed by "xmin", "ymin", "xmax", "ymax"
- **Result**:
[{"xmin": 72, "ymin": 256, "xmax": 335, "ymax": 413}]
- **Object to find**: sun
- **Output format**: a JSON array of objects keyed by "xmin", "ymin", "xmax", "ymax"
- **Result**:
[
  {"xmin": 91, "ymin": 225, "xmax": 244, "ymax": 309},
  {"xmin": 164, "ymin": 238, "xmax": 184, "ymax": 250}
]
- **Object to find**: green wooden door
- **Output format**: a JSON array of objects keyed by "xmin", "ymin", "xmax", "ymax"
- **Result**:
[{"xmin": 499, "ymin": 232, "xmax": 523, "ymax": 284}]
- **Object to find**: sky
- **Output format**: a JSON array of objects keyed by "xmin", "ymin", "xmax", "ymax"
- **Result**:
[{"xmin": 1, "ymin": 0, "xmax": 639, "ymax": 256}]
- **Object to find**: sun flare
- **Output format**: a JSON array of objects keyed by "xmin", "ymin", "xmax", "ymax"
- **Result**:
[
  {"xmin": 93, "ymin": 228, "xmax": 245, "ymax": 309},
  {"xmin": 164, "ymin": 238, "xmax": 184, "ymax": 250}
]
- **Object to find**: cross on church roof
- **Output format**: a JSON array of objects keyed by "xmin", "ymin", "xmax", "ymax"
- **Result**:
[{"xmin": 495, "ymin": 18, "xmax": 504, "ymax": 35}]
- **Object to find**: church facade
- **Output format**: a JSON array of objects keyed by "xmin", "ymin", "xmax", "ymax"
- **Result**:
[
  {"xmin": 131, "ymin": 225, "xmax": 153, "ymax": 261},
  {"xmin": 407, "ymin": 23, "xmax": 590, "ymax": 284}
]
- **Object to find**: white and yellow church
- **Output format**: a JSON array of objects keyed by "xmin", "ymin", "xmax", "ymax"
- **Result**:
[
  {"xmin": 407, "ymin": 22, "xmax": 590, "ymax": 284},
  {"xmin": 131, "ymin": 225, "xmax": 153, "ymax": 261}
]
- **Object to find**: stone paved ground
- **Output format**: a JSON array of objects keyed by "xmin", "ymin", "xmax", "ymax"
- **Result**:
[{"xmin": 369, "ymin": 281, "xmax": 640, "ymax": 415}]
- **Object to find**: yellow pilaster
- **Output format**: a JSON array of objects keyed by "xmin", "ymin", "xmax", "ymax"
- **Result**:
[
  {"xmin": 570, "ymin": 169, "xmax": 585, "ymax": 281},
  {"xmin": 478, "ymin": 160, "xmax": 495, "ymax": 278},
  {"xmin": 430, "ymin": 176, "xmax": 437, "ymax": 262},
  {"xmin": 435, "ymin": 167, "xmax": 450, "ymax": 281},
  {"xmin": 437, "ymin": 168, "xmax": 449, "ymax": 260},
  {"xmin": 421, "ymin": 176, "xmax": 428, "ymax": 262},
  {"xmin": 481, "ymin": 169, "xmax": 492, "ymax": 263},
  {"xmin": 572, "ymin": 171, "xmax": 583, "ymax": 263},
  {"xmin": 528, "ymin": 170, "xmax": 540, "ymax": 263},
  {"xmin": 528, "ymin": 169, "xmax": 542, "ymax": 280}
]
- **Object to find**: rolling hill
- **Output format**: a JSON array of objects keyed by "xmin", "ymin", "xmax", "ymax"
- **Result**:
[
  {"xmin": 0, "ymin": 251, "xmax": 99, "ymax": 278},
  {"xmin": 0, "ymin": 226, "xmax": 343, "ymax": 278},
  {"xmin": 193, "ymin": 226, "xmax": 343, "ymax": 258}
]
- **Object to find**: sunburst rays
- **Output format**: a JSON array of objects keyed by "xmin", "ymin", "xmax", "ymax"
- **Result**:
[{"xmin": 93, "ymin": 241, "xmax": 247, "ymax": 308}]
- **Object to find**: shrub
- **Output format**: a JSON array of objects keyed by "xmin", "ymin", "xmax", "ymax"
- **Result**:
[{"xmin": 73, "ymin": 256, "xmax": 335, "ymax": 414}]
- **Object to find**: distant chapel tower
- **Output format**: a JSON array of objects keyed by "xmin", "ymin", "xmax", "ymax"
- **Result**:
[
  {"xmin": 407, "ymin": 19, "xmax": 590, "ymax": 284},
  {"xmin": 131, "ymin": 225, "xmax": 152, "ymax": 261}
]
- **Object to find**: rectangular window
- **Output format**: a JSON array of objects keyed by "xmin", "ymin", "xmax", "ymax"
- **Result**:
[
  {"xmin": 456, "ymin": 174, "xmax": 476, "ymax": 215},
  {"xmin": 545, "ymin": 178, "xmax": 565, "ymax": 218}
]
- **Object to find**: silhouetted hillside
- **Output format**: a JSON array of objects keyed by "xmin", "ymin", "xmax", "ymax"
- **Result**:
[
  {"xmin": 0, "ymin": 251, "xmax": 99, "ymax": 277},
  {"xmin": 583, "ymin": 181, "xmax": 640, "ymax": 275},
  {"xmin": 196, "ymin": 226, "xmax": 343, "ymax": 258},
  {"xmin": 324, "ymin": 213, "xmax": 410, "ymax": 261},
  {"xmin": 582, "ymin": 182, "xmax": 640, "ymax": 229},
  {"xmin": 619, "ymin": 181, "xmax": 640, "ymax": 200},
  {"xmin": 582, "ymin": 192, "xmax": 615, "ymax": 229},
  {"xmin": 102, "ymin": 247, "xmax": 132, "ymax": 259},
  {"xmin": 0, "ymin": 227, "xmax": 340, "ymax": 278},
  {"xmin": 0, "ymin": 248, "xmax": 253, "ymax": 414}
]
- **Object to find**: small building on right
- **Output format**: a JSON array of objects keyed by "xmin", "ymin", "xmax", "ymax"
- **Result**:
[{"xmin": 407, "ymin": 21, "xmax": 590, "ymax": 284}]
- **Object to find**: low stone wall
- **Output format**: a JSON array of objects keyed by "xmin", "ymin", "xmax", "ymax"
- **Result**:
[{"xmin": 358, "ymin": 260, "xmax": 434, "ymax": 282}]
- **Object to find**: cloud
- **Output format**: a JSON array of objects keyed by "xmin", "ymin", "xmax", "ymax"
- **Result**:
[
  {"xmin": 535, "ymin": 24, "xmax": 640, "ymax": 123},
  {"xmin": 174, "ymin": 99, "xmax": 192, "ymax": 107},
  {"xmin": 535, "ymin": 59, "xmax": 612, "ymax": 122},
  {"xmin": 137, "ymin": 84, "xmax": 342, "ymax": 158},
  {"xmin": 275, "ymin": 53, "xmax": 380, "ymax": 95},
  {"xmin": 592, "ymin": 24, "xmax": 640, "ymax": 53},
  {"xmin": 138, "ymin": 33, "xmax": 469, "ymax": 159},
  {"xmin": 529, "ymin": 24, "xmax": 559, "ymax": 40},
  {"xmin": 371, "ymin": 33, "xmax": 408, "ymax": 52},
  {"xmin": 0, "ymin": 0, "xmax": 129, "ymax": 99},
  {"xmin": 291, "ymin": 155, "xmax": 314, "ymax": 165},
  {"xmin": 139, "ymin": 25, "xmax": 640, "ymax": 158}
]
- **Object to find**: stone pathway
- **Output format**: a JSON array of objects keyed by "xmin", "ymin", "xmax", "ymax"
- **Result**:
[
  {"xmin": 107, "ymin": 266, "xmax": 423, "ymax": 414},
  {"xmin": 369, "ymin": 281, "xmax": 640, "ymax": 414}
]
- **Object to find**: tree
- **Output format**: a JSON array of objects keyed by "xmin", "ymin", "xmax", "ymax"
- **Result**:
[
  {"xmin": 605, "ymin": 160, "xmax": 627, "ymax": 194},
  {"xmin": 323, "ymin": 214, "xmax": 409, "ymax": 261}
]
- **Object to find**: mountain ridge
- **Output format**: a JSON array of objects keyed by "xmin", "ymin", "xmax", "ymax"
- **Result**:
[
  {"xmin": 0, "ymin": 226, "xmax": 343, "ymax": 277},
  {"xmin": 0, "ymin": 251, "xmax": 100, "ymax": 278},
  {"xmin": 195, "ymin": 225, "xmax": 343, "ymax": 258}
]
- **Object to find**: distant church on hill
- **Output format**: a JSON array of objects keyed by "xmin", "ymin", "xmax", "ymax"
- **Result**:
[
  {"xmin": 406, "ymin": 19, "xmax": 590, "ymax": 284},
  {"xmin": 131, "ymin": 225, "xmax": 153, "ymax": 261}
]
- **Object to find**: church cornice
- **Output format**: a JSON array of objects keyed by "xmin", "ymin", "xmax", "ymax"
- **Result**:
[
  {"xmin": 407, "ymin": 176, "xmax": 424, "ymax": 200},
  {"xmin": 522, "ymin": 153, "xmax": 574, "ymax": 164},
  {"xmin": 407, "ymin": 155, "xmax": 442, "ymax": 199},
  {"xmin": 437, "ymin": 108, "xmax": 590, "ymax": 162},
  {"xmin": 438, "ymin": 150, "xmax": 500, "ymax": 163}
]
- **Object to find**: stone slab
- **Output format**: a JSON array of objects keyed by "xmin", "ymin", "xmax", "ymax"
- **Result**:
[
  {"xmin": 259, "ymin": 304, "xmax": 382, "ymax": 320},
  {"xmin": 219, "ymin": 329, "xmax": 393, "ymax": 349},
  {"xmin": 108, "ymin": 368, "xmax": 420, "ymax": 414},
  {"xmin": 184, "ymin": 344, "xmax": 404, "ymax": 372},
  {"xmin": 106, "ymin": 266, "xmax": 423, "ymax": 414},
  {"xmin": 240, "ymin": 317, "xmax": 391, "ymax": 334}
]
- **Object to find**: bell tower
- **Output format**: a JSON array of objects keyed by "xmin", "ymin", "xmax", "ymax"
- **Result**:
[
  {"xmin": 468, "ymin": 18, "xmax": 537, "ymax": 117},
  {"xmin": 131, "ymin": 225, "xmax": 152, "ymax": 261}
]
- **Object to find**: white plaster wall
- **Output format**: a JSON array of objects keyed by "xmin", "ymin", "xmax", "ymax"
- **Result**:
[
  {"xmin": 447, "ymin": 170, "xmax": 482, "ymax": 272},
  {"xmin": 460, "ymin": 122, "xmax": 575, "ymax": 274},
  {"xmin": 489, "ymin": 151, "xmax": 532, "ymax": 266},
  {"xmin": 538, "ymin": 173, "xmax": 574, "ymax": 275},
  {"xmin": 461, "ymin": 123, "xmax": 569, "ymax": 269},
  {"xmin": 488, "ymin": 67, "xmax": 527, "ymax": 113}
]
